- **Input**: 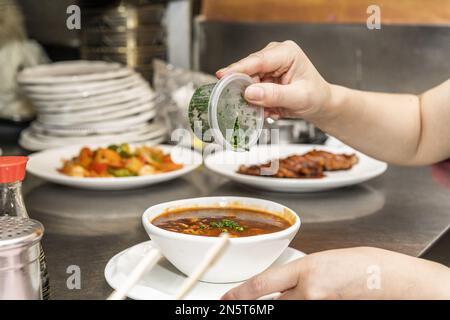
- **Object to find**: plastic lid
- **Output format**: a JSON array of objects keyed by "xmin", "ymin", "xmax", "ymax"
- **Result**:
[
  {"xmin": 0, "ymin": 156, "xmax": 28, "ymax": 183},
  {"xmin": 208, "ymin": 73, "xmax": 264, "ymax": 151}
]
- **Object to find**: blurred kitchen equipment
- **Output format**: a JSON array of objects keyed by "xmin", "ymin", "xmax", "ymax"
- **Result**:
[
  {"xmin": 0, "ymin": 0, "xmax": 48, "ymax": 125},
  {"xmin": 81, "ymin": 27, "xmax": 165, "ymax": 47},
  {"xmin": 0, "ymin": 216, "xmax": 44, "ymax": 300},
  {"xmin": 0, "ymin": 118, "xmax": 31, "ymax": 144},
  {"xmin": 17, "ymin": 61, "xmax": 166, "ymax": 151},
  {"xmin": 80, "ymin": 2, "xmax": 167, "ymax": 83},
  {"xmin": 0, "ymin": 156, "xmax": 49, "ymax": 299},
  {"xmin": 81, "ymin": 4, "xmax": 166, "ymax": 29},
  {"xmin": 265, "ymin": 119, "xmax": 327, "ymax": 145}
]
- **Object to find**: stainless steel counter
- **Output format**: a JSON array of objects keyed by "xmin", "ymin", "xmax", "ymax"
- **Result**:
[{"xmin": 18, "ymin": 162, "xmax": 450, "ymax": 300}]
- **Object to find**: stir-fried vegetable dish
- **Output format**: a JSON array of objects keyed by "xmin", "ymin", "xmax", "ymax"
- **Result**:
[{"xmin": 58, "ymin": 144, "xmax": 183, "ymax": 178}]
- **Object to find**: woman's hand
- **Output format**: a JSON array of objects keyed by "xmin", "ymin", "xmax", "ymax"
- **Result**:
[
  {"xmin": 216, "ymin": 41, "xmax": 332, "ymax": 121},
  {"xmin": 221, "ymin": 247, "xmax": 450, "ymax": 300},
  {"xmin": 217, "ymin": 41, "xmax": 450, "ymax": 165}
]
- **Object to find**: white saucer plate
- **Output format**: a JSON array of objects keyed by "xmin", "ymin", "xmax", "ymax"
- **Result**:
[{"xmin": 104, "ymin": 240, "xmax": 305, "ymax": 300}]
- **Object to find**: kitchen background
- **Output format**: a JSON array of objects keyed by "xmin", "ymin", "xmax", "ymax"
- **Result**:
[{"xmin": 2, "ymin": 0, "xmax": 450, "ymax": 150}]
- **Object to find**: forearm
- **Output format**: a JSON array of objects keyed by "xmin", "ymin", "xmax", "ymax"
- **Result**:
[
  {"xmin": 416, "ymin": 261, "xmax": 450, "ymax": 299},
  {"xmin": 309, "ymin": 85, "xmax": 422, "ymax": 165},
  {"xmin": 307, "ymin": 80, "xmax": 450, "ymax": 165},
  {"xmin": 390, "ymin": 257, "xmax": 450, "ymax": 300},
  {"xmin": 357, "ymin": 248, "xmax": 450, "ymax": 300}
]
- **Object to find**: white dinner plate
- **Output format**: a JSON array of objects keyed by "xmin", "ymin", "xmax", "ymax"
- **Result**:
[
  {"xmin": 24, "ymin": 121, "xmax": 165, "ymax": 143},
  {"xmin": 32, "ymin": 84, "xmax": 154, "ymax": 111},
  {"xmin": 19, "ymin": 128, "xmax": 166, "ymax": 151},
  {"xmin": 204, "ymin": 144, "xmax": 387, "ymax": 192},
  {"xmin": 17, "ymin": 61, "xmax": 133, "ymax": 84},
  {"xmin": 27, "ymin": 144, "xmax": 202, "ymax": 190},
  {"xmin": 21, "ymin": 73, "xmax": 142, "ymax": 95},
  {"xmin": 104, "ymin": 240, "xmax": 305, "ymax": 300},
  {"xmin": 37, "ymin": 97, "xmax": 155, "ymax": 125},
  {"xmin": 20, "ymin": 122, "xmax": 166, "ymax": 151},
  {"xmin": 37, "ymin": 109, "xmax": 158, "ymax": 131},
  {"xmin": 38, "ymin": 94, "xmax": 155, "ymax": 118},
  {"xmin": 20, "ymin": 132, "xmax": 166, "ymax": 152},
  {"xmin": 30, "ymin": 121, "xmax": 152, "ymax": 137},
  {"xmin": 24, "ymin": 74, "xmax": 144, "ymax": 101}
]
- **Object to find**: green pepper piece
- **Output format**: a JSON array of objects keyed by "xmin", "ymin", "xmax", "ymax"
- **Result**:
[
  {"xmin": 109, "ymin": 168, "xmax": 136, "ymax": 177},
  {"xmin": 108, "ymin": 144, "xmax": 119, "ymax": 152}
]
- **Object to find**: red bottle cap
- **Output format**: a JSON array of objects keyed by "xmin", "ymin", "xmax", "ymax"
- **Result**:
[{"xmin": 0, "ymin": 156, "xmax": 28, "ymax": 183}]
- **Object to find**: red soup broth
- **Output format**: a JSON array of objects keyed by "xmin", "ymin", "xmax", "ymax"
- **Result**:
[{"xmin": 151, "ymin": 207, "xmax": 293, "ymax": 238}]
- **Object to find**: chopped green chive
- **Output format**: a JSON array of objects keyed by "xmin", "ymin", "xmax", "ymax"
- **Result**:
[{"xmin": 208, "ymin": 219, "xmax": 245, "ymax": 232}]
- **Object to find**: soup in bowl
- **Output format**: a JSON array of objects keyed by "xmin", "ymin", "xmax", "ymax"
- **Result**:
[{"xmin": 142, "ymin": 197, "xmax": 300, "ymax": 283}]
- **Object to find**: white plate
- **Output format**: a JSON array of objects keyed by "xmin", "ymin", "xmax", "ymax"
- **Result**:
[
  {"xmin": 204, "ymin": 144, "xmax": 387, "ymax": 192},
  {"xmin": 17, "ymin": 61, "xmax": 133, "ymax": 84},
  {"xmin": 38, "ymin": 94, "xmax": 155, "ymax": 118},
  {"xmin": 37, "ymin": 97, "xmax": 155, "ymax": 125},
  {"xmin": 104, "ymin": 240, "xmax": 305, "ymax": 300},
  {"xmin": 32, "ymin": 84, "xmax": 154, "ymax": 111},
  {"xmin": 30, "ymin": 121, "xmax": 152, "ymax": 137},
  {"xmin": 20, "ymin": 133, "xmax": 166, "ymax": 152},
  {"xmin": 21, "ymin": 73, "xmax": 142, "ymax": 95},
  {"xmin": 27, "ymin": 144, "xmax": 202, "ymax": 190},
  {"xmin": 27, "ymin": 121, "xmax": 165, "ymax": 142},
  {"xmin": 20, "ymin": 123, "xmax": 166, "ymax": 151},
  {"xmin": 24, "ymin": 74, "xmax": 144, "ymax": 101},
  {"xmin": 42, "ymin": 109, "xmax": 158, "ymax": 130}
]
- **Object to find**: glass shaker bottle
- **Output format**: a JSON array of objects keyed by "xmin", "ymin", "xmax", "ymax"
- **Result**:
[
  {"xmin": 0, "ymin": 156, "xmax": 50, "ymax": 299},
  {"xmin": 0, "ymin": 216, "xmax": 44, "ymax": 300}
]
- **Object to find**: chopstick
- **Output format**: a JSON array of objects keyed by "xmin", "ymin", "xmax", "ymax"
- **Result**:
[
  {"xmin": 107, "ymin": 233, "xmax": 229, "ymax": 300},
  {"xmin": 107, "ymin": 248, "xmax": 162, "ymax": 300},
  {"xmin": 175, "ymin": 233, "xmax": 230, "ymax": 300}
]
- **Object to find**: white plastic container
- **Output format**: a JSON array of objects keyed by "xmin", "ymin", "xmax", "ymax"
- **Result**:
[{"xmin": 189, "ymin": 73, "xmax": 264, "ymax": 151}]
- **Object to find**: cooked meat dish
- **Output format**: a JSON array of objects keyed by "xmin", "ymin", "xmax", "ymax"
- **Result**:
[
  {"xmin": 303, "ymin": 150, "xmax": 359, "ymax": 171},
  {"xmin": 237, "ymin": 149, "xmax": 358, "ymax": 179}
]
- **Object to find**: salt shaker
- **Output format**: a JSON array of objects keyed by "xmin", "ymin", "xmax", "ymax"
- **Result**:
[
  {"xmin": 0, "ymin": 156, "xmax": 50, "ymax": 299},
  {"xmin": 0, "ymin": 216, "xmax": 44, "ymax": 300}
]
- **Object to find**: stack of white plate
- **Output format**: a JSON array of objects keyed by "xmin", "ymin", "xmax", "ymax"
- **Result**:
[{"xmin": 17, "ymin": 61, "xmax": 166, "ymax": 151}]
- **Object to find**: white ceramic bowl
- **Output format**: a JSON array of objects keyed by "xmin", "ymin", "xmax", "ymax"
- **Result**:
[{"xmin": 142, "ymin": 196, "xmax": 301, "ymax": 283}]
